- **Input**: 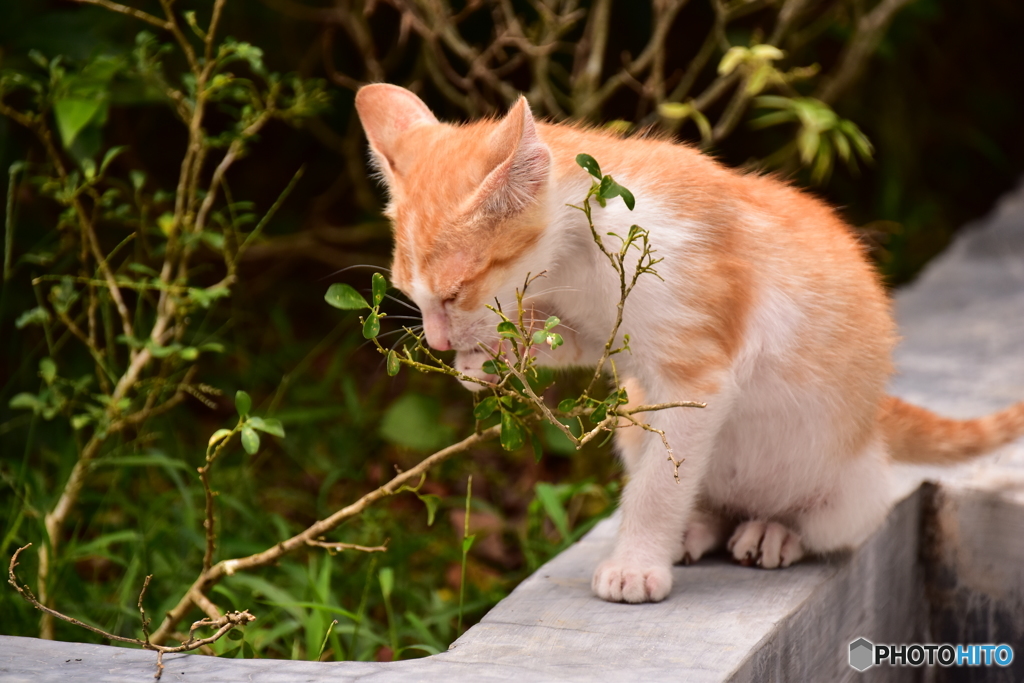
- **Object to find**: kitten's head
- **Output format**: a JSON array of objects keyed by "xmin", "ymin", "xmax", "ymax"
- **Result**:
[{"xmin": 355, "ymin": 84, "xmax": 552, "ymax": 352}]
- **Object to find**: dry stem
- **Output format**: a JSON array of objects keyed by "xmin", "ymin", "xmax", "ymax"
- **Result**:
[
  {"xmin": 148, "ymin": 424, "xmax": 502, "ymax": 644},
  {"xmin": 9, "ymin": 545, "xmax": 255, "ymax": 680}
]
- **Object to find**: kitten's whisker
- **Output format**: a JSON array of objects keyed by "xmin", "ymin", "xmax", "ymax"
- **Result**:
[
  {"xmin": 389, "ymin": 329, "xmax": 419, "ymax": 354},
  {"xmin": 522, "ymin": 313, "xmax": 578, "ymax": 334},
  {"xmin": 366, "ymin": 328, "xmax": 413, "ymax": 341},
  {"xmin": 522, "ymin": 286, "xmax": 581, "ymax": 300},
  {"xmin": 384, "ymin": 294, "xmax": 421, "ymax": 313},
  {"xmin": 319, "ymin": 263, "xmax": 391, "ymax": 282}
]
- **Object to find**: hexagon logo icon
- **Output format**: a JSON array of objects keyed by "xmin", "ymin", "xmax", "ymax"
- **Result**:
[{"xmin": 849, "ymin": 638, "xmax": 874, "ymax": 671}]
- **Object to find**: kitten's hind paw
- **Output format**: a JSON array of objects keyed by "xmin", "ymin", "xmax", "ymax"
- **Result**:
[
  {"xmin": 678, "ymin": 518, "xmax": 726, "ymax": 565},
  {"xmin": 592, "ymin": 559, "xmax": 672, "ymax": 603},
  {"xmin": 727, "ymin": 521, "xmax": 804, "ymax": 569}
]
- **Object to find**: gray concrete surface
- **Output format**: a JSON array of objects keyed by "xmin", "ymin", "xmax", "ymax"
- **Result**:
[{"xmin": 3, "ymin": 179, "xmax": 1024, "ymax": 682}]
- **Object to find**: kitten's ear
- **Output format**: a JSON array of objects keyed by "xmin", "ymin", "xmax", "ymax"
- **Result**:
[
  {"xmin": 467, "ymin": 96, "xmax": 550, "ymax": 218},
  {"xmin": 355, "ymin": 84, "xmax": 439, "ymax": 186}
]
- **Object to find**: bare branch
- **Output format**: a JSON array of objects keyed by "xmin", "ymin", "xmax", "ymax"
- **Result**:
[
  {"xmin": 70, "ymin": 0, "xmax": 171, "ymax": 30},
  {"xmin": 149, "ymin": 423, "xmax": 502, "ymax": 644},
  {"xmin": 306, "ymin": 539, "xmax": 389, "ymax": 553},
  {"xmin": 11, "ymin": 544, "xmax": 255, "ymax": 680},
  {"xmin": 817, "ymin": 0, "xmax": 916, "ymax": 104}
]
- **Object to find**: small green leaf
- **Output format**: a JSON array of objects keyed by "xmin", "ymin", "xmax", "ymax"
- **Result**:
[
  {"xmin": 371, "ymin": 272, "xmax": 387, "ymax": 306},
  {"xmin": 240, "ymin": 426, "xmax": 260, "ymax": 454},
  {"xmin": 54, "ymin": 97, "xmax": 105, "ymax": 149},
  {"xmin": 543, "ymin": 316, "xmax": 560, "ymax": 331},
  {"xmin": 557, "ymin": 398, "xmax": 577, "ymax": 413},
  {"xmin": 100, "ymin": 146, "xmax": 126, "ymax": 174},
  {"xmin": 147, "ymin": 342, "xmax": 180, "ymax": 358},
  {"xmin": 417, "ymin": 494, "xmax": 440, "ymax": 526},
  {"xmin": 591, "ymin": 403, "xmax": 608, "ymax": 424},
  {"xmin": 534, "ymin": 483, "xmax": 570, "ymax": 540},
  {"xmin": 324, "ymin": 283, "xmax": 369, "ymax": 310},
  {"xmin": 15, "ymin": 307, "xmax": 51, "ymax": 329},
  {"xmin": 482, "ymin": 359, "xmax": 505, "ymax": 375},
  {"xmin": 39, "ymin": 358, "xmax": 57, "ymax": 385},
  {"xmin": 386, "ymin": 350, "xmax": 401, "ymax": 376},
  {"xmin": 748, "ymin": 110, "xmax": 797, "ymax": 130},
  {"xmin": 130, "ymin": 170, "xmax": 146, "ymax": 191},
  {"xmin": 80, "ymin": 158, "xmax": 97, "ymax": 181},
  {"xmin": 179, "ymin": 346, "xmax": 199, "ymax": 361},
  {"xmin": 28, "ymin": 50, "xmax": 47, "ymax": 68},
  {"xmin": 263, "ymin": 418, "xmax": 286, "ymax": 438},
  {"xmin": 235, "ymin": 390, "xmax": 252, "ymax": 417},
  {"xmin": 496, "ymin": 321, "xmax": 520, "ymax": 338},
  {"xmin": 379, "ymin": 567, "xmax": 394, "ymax": 599},
  {"xmin": 617, "ymin": 186, "xmax": 635, "ymax": 211},
  {"xmin": 9, "ymin": 393, "xmax": 41, "ymax": 412},
  {"xmin": 718, "ymin": 46, "xmax": 748, "ymax": 76},
  {"xmin": 473, "ymin": 396, "xmax": 498, "ymax": 420},
  {"xmin": 605, "ymin": 119, "xmax": 631, "ymax": 134},
  {"xmin": 547, "ymin": 333, "xmax": 564, "ymax": 350},
  {"xmin": 183, "ymin": 10, "xmax": 206, "ymax": 39},
  {"xmin": 532, "ymin": 330, "xmax": 547, "ymax": 345},
  {"xmin": 187, "ymin": 286, "xmax": 229, "ymax": 309},
  {"xmin": 575, "ymin": 153, "xmax": 602, "ymax": 179},
  {"xmin": 157, "ymin": 212, "xmax": 175, "ymax": 236},
  {"xmin": 746, "ymin": 63, "xmax": 771, "ymax": 96},
  {"xmin": 750, "ymin": 44, "xmax": 785, "ymax": 61},
  {"xmin": 462, "ymin": 534, "xmax": 476, "ymax": 554},
  {"xmin": 694, "ymin": 110, "xmax": 713, "ymax": 145},
  {"xmin": 208, "ymin": 428, "xmax": 233, "ymax": 447},
  {"xmin": 362, "ymin": 312, "xmax": 380, "ymax": 339},
  {"xmin": 598, "ymin": 176, "xmax": 636, "ymax": 210},
  {"xmin": 833, "ymin": 129, "xmax": 852, "ymax": 163},
  {"xmin": 247, "ymin": 416, "xmax": 285, "ymax": 438},
  {"xmin": 500, "ymin": 411, "xmax": 525, "ymax": 451},
  {"xmin": 658, "ymin": 102, "xmax": 693, "ymax": 120},
  {"xmin": 797, "ymin": 127, "xmax": 820, "ymax": 165}
]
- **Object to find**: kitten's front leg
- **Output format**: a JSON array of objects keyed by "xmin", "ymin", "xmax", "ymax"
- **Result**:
[{"xmin": 593, "ymin": 379, "xmax": 732, "ymax": 603}]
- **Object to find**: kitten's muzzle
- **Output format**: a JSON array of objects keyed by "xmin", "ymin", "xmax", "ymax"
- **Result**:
[{"xmin": 422, "ymin": 308, "xmax": 451, "ymax": 351}]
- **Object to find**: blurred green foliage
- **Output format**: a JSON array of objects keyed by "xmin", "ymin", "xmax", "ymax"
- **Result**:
[{"xmin": 1, "ymin": 0, "xmax": 1022, "ymax": 664}]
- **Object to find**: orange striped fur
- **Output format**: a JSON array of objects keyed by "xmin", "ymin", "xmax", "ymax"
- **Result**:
[{"xmin": 355, "ymin": 84, "xmax": 1024, "ymax": 603}]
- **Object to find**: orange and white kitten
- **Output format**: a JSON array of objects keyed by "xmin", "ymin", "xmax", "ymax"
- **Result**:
[{"xmin": 354, "ymin": 84, "xmax": 1024, "ymax": 603}]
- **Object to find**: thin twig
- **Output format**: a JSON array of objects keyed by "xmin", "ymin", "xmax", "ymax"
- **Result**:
[
  {"xmin": 306, "ymin": 539, "xmax": 389, "ymax": 553},
  {"xmin": 70, "ymin": 0, "xmax": 171, "ymax": 29}
]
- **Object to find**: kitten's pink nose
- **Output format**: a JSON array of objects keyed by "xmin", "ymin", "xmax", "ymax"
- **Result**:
[{"xmin": 423, "ymin": 310, "xmax": 451, "ymax": 351}]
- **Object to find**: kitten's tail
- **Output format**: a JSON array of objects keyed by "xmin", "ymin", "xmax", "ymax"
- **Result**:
[{"xmin": 880, "ymin": 395, "xmax": 1024, "ymax": 464}]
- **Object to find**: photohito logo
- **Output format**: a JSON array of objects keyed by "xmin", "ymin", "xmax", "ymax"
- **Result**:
[{"xmin": 849, "ymin": 638, "xmax": 1014, "ymax": 671}]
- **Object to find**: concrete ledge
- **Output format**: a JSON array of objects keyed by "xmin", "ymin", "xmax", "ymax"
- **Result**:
[
  {"xmin": 0, "ymin": 491, "xmax": 930, "ymax": 683},
  {"xmin": 3, "ymin": 181, "xmax": 1023, "ymax": 682}
]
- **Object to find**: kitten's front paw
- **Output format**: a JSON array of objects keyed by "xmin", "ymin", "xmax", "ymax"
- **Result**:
[
  {"xmin": 727, "ymin": 520, "xmax": 804, "ymax": 569},
  {"xmin": 592, "ymin": 558, "xmax": 672, "ymax": 603},
  {"xmin": 453, "ymin": 348, "xmax": 497, "ymax": 391}
]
